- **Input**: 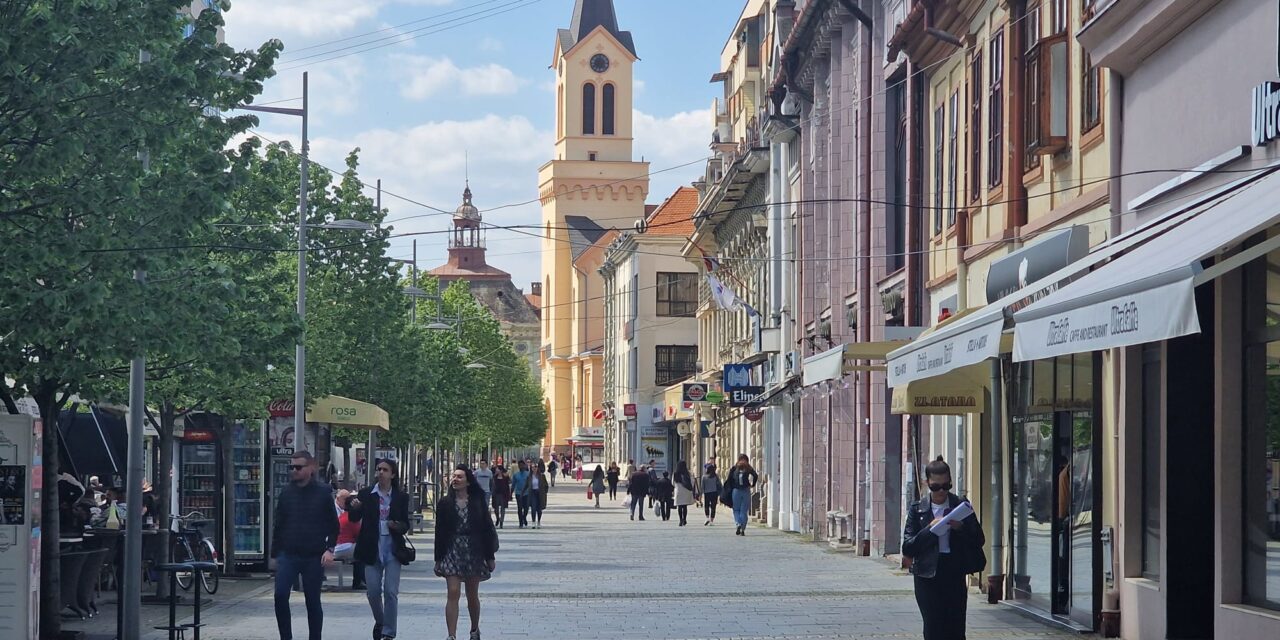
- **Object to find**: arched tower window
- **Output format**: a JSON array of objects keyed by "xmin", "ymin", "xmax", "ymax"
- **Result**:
[
  {"xmin": 602, "ymin": 83, "xmax": 615, "ymax": 135},
  {"xmin": 557, "ymin": 85, "xmax": 564, "ymax": 138},
  {"xmin": 582, "ymin": 83, "xmax": 596, "ymax": 135}
]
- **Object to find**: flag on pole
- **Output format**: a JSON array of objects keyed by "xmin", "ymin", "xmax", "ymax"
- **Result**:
[
  {"xmin": 706, "ymin": 273, "xmax": 759, "ymax": 317},
  {"xmin": 701, "ymin": 254, "xmax": 721, "ymax": 273}
]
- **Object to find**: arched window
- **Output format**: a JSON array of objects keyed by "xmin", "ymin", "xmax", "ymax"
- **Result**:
[
  {"xmin": 582, "ymin": 83, "xmax": 596, "ymax": 135},
  {"xmin": 557, "ymin": 85, "xmax": 564, "ymax": 138},
  {"xmin": 602, "ymin": 83, "xmax": 615, "ymax": 135}
]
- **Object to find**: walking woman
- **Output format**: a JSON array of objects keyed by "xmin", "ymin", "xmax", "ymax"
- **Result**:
[
  {"xmin": 490, "ymin": 466, "xmax": 511, "ymax": 529},
  {"xmin": 525, "ymin": 463, "xmax": 549, "ymax": 528},
  {"xmin": 672, "ymin": 461, "xmax": 696, "ymax": 526},
  {"xmin": 903, "ymin": 457, "xmax": 984, "ymax": 640},
  {"xmin": 700, "ymin": 464, "xmax": 722, "ymax": 526},
  {"xmin": 723, "ymin": 454, "xmax": 758, "ymax": 536},
  {"xmin": 347, "ymin": 459, "xmax": 411, "ymax": 640},
  {"xmin": 605, "ymin": 462, "xmax": 621, "ymax": 500},
  {"xmin": 590, "ymin": 465, "xmax": 606, "ymax": 508},
  {"xmin": 435, "ymin": 465, "xmax": 499, "ymax": 640}
]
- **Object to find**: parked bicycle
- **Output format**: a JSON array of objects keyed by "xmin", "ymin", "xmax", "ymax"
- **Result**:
[{"xmin": 169, "ymin": 511, "xmax": 219, "ymax": 594}]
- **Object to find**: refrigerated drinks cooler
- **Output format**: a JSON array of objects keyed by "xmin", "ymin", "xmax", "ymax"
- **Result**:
[
  {"xmin": 177, "ymin": 428, "xmax": 222, "ymax": 554},
  {"xmin": 230, "ymin": 421, "xmax": 264, "ymax": 563}
]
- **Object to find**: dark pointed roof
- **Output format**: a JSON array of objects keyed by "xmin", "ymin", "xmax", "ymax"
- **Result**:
[
  {"xmin": 560, "ymin": 0, "xmax": 637, "ymax": 57},
  {"xmin": 564, "ymin": 215, "xmax": 608, "ymax": 261}
]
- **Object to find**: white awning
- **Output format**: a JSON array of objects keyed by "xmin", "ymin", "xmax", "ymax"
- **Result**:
[
  {"xmin": 802, "ymin": 345, "xmax": 845, "ymax": 386},
  {"xmin": 1013, "ymin": 166, "xmax": 1280, "ymax": 361},
  {"xmin": 887, "ymin": 166, "xmax": 1278, "ymax": 385}
]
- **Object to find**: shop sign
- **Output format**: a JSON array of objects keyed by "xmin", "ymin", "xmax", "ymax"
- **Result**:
[
  {"xmin": 1013, "ymin": 277, "xmax": 1199, "ymax": 362},
  {"xmin": 267, "ymin": 399, "xmax": 294, "ymax": 418},
  {"xmin": 729, "ymin": 386, "xmax": 765, "ymax": 407},
  {"xmin": 722, "ymin": 363, "xmax": 753, "ymax": 391},
  {"xmin": 576, "ymin": 426, "xmax": 604, "ymax": 437},
  {"xmin": 1253, "ymin": 81, "xmax": 1280, "ymax": 146},
  {"xmin": 705, "ymin": 390, "xmax": 726, "ymax": 404},
  {"xmin": 986, "ymin": 226, "xmax": 1088, "ymax": 304},
  {"xmin": 743, "ymin": 407, "xmax": 764, "ymax": 421},
  {"xmin": 622, "ymin": 404, "xmax": 637, "ymax": 417},
  {"xmin": 682, "ymin": 382, "xmax": 708, "ymax": 403},
  {"xmin": 182, "ymin": 428, "xmax": 216, "ymax": 443}
]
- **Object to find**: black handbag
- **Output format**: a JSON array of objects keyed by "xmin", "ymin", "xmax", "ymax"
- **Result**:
[{"xmin": 393, "ymin": 535, "xmax": 416, "ymax": 565}]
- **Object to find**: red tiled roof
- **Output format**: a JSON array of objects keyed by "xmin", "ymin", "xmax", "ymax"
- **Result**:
[{"xmin": 644, "ymin": 186, "xmax": 699, "ymax": 237}]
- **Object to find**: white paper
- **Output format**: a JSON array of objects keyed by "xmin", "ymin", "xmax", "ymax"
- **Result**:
[{"xmin": 929, "ymin": 501, "xmax": 973, "ymax": 535}]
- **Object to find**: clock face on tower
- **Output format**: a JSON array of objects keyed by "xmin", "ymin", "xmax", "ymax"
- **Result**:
[{"xmin": 589, "ymin": 53, "xmax": 610, "ymax": 73}]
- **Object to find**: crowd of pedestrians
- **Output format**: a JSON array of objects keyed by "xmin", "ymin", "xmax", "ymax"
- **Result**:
[{"xmin": 268, "ymin": 449, "xmax": 771, "ymax": 640}]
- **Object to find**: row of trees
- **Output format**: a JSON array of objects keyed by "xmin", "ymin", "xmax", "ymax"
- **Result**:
[{"xmin": 0, "ymin": 3, "xmax": 545, "ymax": 636}]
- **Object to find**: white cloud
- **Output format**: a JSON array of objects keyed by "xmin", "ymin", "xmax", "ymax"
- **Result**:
[
  {"xmin": 302, "ymin": 115, "xmax": 554, "ymax": 278},
  {"xmin": 478, "ymin": 36, "xmax": 505, "ymax": 53},
  {"xmin": 221, "ymin": 0, "xmax": 454, "ymax": 51},
  {"xmin": 633, "ymin": 108, "xmax": 715, "ymax": 202},
  {"xmin": 392, "ymin": 54, "xmax": 524, "ymax": 100}
]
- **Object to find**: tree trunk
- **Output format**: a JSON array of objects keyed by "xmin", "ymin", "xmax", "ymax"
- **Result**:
[
  {"xmin": 152, "ymin": 403, "xmax": 176, "ymax": 597},
  {"xmin": 34, "ymin": 383, "xmax": 62, "ymax": 639}
]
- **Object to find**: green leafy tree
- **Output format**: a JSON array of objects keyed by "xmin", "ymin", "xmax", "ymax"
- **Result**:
[{"xmin": 0, "ymin": 3, "xmax": 279, "ymax": 633}]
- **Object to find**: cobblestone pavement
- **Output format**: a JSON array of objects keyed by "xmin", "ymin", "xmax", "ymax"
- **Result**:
[{"xmin": 146, "ymin": 482, "xmax": 1084, "ymax": 640}]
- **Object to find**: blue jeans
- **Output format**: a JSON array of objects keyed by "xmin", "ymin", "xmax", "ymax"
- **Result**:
[
  {"xmin": 365, "ymin": 543, "xmax": 402, "ymax": 638},
  {"xmin": 732, "ymin": 488, "xmax": 751, "ymax": 527},
  {"xmin": 274, "ymin": 553, "xmax": 324, "ymax": 640}
]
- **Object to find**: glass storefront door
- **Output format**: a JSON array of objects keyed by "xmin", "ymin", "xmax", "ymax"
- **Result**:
[{"xmin": 1009, "ymin": 353, "xmax": 1099, "ymax": 628}]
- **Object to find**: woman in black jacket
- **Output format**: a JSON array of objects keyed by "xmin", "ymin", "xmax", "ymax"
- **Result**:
[
  {"xmin": 902, "ymin": 457, "xmax": 985, "ymax": 640},
  {"xmin": 347, "ymin": 459, "xmax": 411, "ymax": 640},
  {"xmin": 434, "ymin": 465, "xmax": 499, "ymax": 640}
]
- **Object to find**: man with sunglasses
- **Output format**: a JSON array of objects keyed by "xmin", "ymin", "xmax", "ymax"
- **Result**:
[
  {"xmin": 902, "ymin": 456, "xmax": 985, "ymax": 640},
  {"xmin": 271, "ymin": 450, "xmax": 339, "ymax": 640}
]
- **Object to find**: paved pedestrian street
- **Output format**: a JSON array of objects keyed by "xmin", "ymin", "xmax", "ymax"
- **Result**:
[{"xmin": 145, "ymin": 483, "xmax": 1080, "ymax": 640}]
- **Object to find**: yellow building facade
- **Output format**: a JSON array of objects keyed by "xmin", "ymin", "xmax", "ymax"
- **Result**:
[{"xmin": 538, "ymin": 0, "xmax": 649, "ymax": 454}]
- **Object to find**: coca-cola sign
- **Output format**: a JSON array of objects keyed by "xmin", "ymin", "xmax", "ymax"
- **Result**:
[{"xmin": 268, "ymin": 399, "xmax": 295, "ymax": 417}]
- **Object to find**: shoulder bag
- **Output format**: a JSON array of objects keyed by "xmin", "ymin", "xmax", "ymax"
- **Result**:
[{"xmin": 394, "ymin": 535, "xmax": 416, "ymax": 565}]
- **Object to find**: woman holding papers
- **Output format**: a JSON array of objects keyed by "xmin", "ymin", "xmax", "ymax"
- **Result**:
[{"xmin": 902, "ymin": 456, "xmax": 986, "ymax": 640}]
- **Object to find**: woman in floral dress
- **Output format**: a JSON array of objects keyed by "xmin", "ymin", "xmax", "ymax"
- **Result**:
[{"xmin": 434, "ymin": 465, "xmax": 499, "ymax": 640}]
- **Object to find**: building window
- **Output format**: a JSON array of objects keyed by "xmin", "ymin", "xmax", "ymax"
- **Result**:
[
  {"xmin": 557, "ymin": 86, "xmax": 564, "ymax": 138},
  {"xmin": 933, "ymin": 103, "xmax": 944, "ymax": 234},
  {"xmin": 969, "ymin": 48, "xmax": 983, "ymax": 203},
  {"xmin": 1141, "ymin": 344, "xmax": 1161, "ymax": 579},
  {"xmin": 1025, "ymin": 2, "xmax": 1070, "ymax": 159},
  {"xmin": 656, "ymin": 272, "xmax": 698, "ymax": 317},
  {"xmin": 582, "ymin": 83, "xmax": 596, "ymax": 135},
  {"xmin": 948, "ymin": 90, "xmax": 959, "ymax": 227},
  {"xmin": 1082, "ymin": 52, "xmax": 1101, "ymax": 134},
  {"xmin": 588, "ymin": 152, "xmax": 597, "ymax": 161},
  {"xmin": 1024, "ymin": 3, "xmax": 1043, "ymax": 171},
  {"xmin": 1050, "ymin": 0, "xmax": 1069, "ymax": 35},
  {"xmin": 655, "ymin": 345, "xmax": 698, "ymax": 386},
  {"xmin": 1243, "ymin": 244, "xmax": 1280, "ymax": 611},
  {"xmin": 888, "ymin": 79, "xmax": 908, "ymax": 273},
  {"xmin": 988, "ymin": 29, "xmax": 1004, "ymax": 188},
  {"xmin": 602, "ymin": 83, "xmax": 616, "ymax": 135}
]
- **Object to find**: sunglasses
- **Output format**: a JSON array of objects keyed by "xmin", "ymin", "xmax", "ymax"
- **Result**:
[
  {"xmin": 928, "ymin": 482, "xmax": 952, "ymax": 492},
  {"xmin": 289, "ymin": 465, "xmax": 307, "ymax": 471}
]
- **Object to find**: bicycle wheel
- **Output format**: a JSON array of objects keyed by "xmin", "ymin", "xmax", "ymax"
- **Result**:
[
  {"xmin": 195, "ymin": 538, "xmax": 219, "ymax": 595},
  {"xmin": 172, "ymin": 540, "xmax": 193, "ymax": 591}
]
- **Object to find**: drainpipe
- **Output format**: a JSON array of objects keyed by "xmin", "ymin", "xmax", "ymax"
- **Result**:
[
  {"xmin": 857, "ymin": 1, "xmax": 874, "ymax": 557},
  {"xmin": 988, "ymin": 359, "xmax": 1005, "ymax": 603},
  {"xmin": 1008, "ymin": 0, "xmax": 1029, "ymax": 231},
  {"xmin": 1102, "ymin": 69, "xmax": 1125, "ymax": 637},
  {"xmin": 768, "ymin": 139, "xmax": 786, "ymax": 528}
]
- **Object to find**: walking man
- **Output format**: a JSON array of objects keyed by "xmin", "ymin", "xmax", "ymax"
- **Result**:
[
  {"xmin": 474, "ymin": 460, "xmax": 494, "ymax": 518},
  {"xmin": 628, "ymin": 465, "xmax": 651, "ymax": 521},
  {"xmin": 512, "ymin": 460, "xmax": 532, "ymax": 528},
  {"xmin": 272, "ymin": 451, "xmax": 339, "ymax": 640},
  {"xmin": 547, "ymin": 456, "xmax": 558, "ymax": 487}
]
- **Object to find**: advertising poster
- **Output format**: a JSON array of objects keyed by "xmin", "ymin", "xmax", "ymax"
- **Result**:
[{"xmin": 641, "ymin": 437, "xmax": 669, "ymax": 473}]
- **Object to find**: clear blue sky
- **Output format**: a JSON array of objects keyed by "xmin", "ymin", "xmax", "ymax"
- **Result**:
[{"xmin": 222, "ymin": 0, "xmax": 742, "ymax": 284}]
